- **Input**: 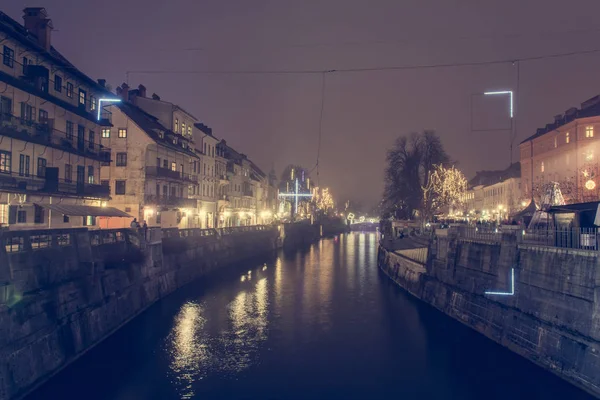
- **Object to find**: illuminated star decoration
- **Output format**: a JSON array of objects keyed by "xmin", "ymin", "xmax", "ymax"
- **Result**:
[
  {"xmin": 97, "ymin": 98, "xmax": 122, "ymax": 120},
  {"xmin": 484, "ymin": 90, "xmax": 513, "ymax": 118},
  {"xmin": 278, "ymin": 178, "xmax": 313, "ymax": 214},
  {"xmin": 485, "ymin": 268, "xmax": 515, "ymax": 296}
]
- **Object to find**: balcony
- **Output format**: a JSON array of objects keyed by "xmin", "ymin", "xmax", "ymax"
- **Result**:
[
  {"xmin": 219, "ymin": 174, "xmax": 229, "ymax": 184},
  {"xmin": 218, "ymin": 194, "xmax": 230, "ymax": 203},
  {"xmin": 0, "ymin": 113, "xmax": 111, "ymax": 163},
  {"xmin": 145, "ymin": 166, "xmax": 198, "ymax": 183},
  {"xmin": 0, "ymin": 171, "xmax": 110, "ymax": 199},
  {"xmin": 144, "ymin": 194, "xmax": 197, "ymax": 208}
]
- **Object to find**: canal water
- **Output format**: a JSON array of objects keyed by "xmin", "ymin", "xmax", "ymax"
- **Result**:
[{"xmin": 28, "ymin": 233, "xmax": 593, "ymax": 400}]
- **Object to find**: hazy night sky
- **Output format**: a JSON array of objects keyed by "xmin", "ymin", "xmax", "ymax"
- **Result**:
[{"xmin": 5, "ymin": 1, "xmax": 600, "ymax": 207}]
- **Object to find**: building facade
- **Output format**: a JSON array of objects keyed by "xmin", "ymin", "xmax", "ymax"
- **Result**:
[
  {"xmin": 101, "ymin": 90, "xmax": 199, "ymax": 229},
  {"xmin": 520, "ymin": 95, "xmax": 600, "ymax": 205},
  {"xmin": 0, "ymin": 8, "xmax": 120, "ymax": 230},
  {"xmin": 193, "ymin": 123, "xmax": 218, "ymax": 228}
]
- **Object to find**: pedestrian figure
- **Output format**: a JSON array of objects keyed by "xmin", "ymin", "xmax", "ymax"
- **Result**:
[
  {"xmin": 142, "ymin": 221, "xmax": 148, "ymax": 239},
  {"xmin": 130, "ymin": 218, "xmax": 139, "ymax": 229}
]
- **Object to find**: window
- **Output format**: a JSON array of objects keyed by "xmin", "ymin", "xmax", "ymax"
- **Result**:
[
  {"xmin": 17, "ymin": 210, "xmax": 26, "ymax": 223},
  {"xmin": 566, "ymin": 132, "xmax": 570, "ymax": 143},
  {"xmin": 118, "ymin": 128, "xmax": 127, "ymax": 138},
  {"xmin": 34, "ymin": 204, "xmax": 44, "ymax": 224},
  {"xmin": 187, "ymin": 125, "xmax": 191, "ymax": 137},
  {"xmin": 115, "ymin": 180, "xmax": 126, "ymax": 194},
  {"xmin": 65, "ymin": 164, "xmax": 72, "ymax": 182},
  {"xmin": 88, "ymin": 130, "xmax": 95, "ymax": 149},
  {"xmin": 38, "ymin": 109, "xmax": 48, "ymax": 124},
  {"xmin": 63, "ymin": 215, "xmax": 70, "ymax": 223},
  {"xmin": 0, "ymin": 151, "xmax": 11, "ymax": 174},
  {"xmin": 163, "ymin": 159, "xmax": 168, "ymax": 169},
  {"xmin": 37, "ymin": 158, "xmax": 46, "ymax": 178},
  {"xmin": 88, "ymin": 165, "xmax": 95, "ymax": 184},
  {"xmin": 163, "ymin": 185, "xmax": 167, "ymax": 197},
  {"xmin": 83, "ymin": 216, "xmax": 96, "ymax": 226},
  {"xmin": 554, "ymin": 136, "xmax": 557, "ymax": 148},
  {"xmin": 541, "ymin": 161, "xmax": 545, "ymax": 173},
  {"xmin": 77, "ymin": 125, "xmax": 85, "ymax": 150},
  {"xmin": 19, "ymin": 155, "xmax": 30, "ymax": 177},
  {"xmin": 76, "ymin": 165, "xmax": 85, "ymax": 184},
  {"xmin": 101, "ymin": 128, "xmax": 110, "ymax": 138},
  {"xmin": 182, "ymin": 122, "xmax": 186, "ymax": 135},
  {"xmin": 54, "ymin": 75, "xmax": 62, "ymax": 92},
  {"xmin": 175, "ymin": 118, "xmax": 179, "ymax": 132},
  {"xmin": 171, "ymin": 162, "xmax": 177, "ymax": 172},
  {"xmin": 22, "ymin": 57, "xmax": 28, "ymax": 74},
  {"xmin": 79, "ymin": 89, "xmax": 87, "ymax": 107},
  {"xmin": 90, "ymin": 96, "xmax": 97, "ymax": 111},
  {"xmin": 156, "ymin": 184, "xmax": 160, "ymax": 196},
  {"xmin": 156, "ymin": 212, "xmax": 161, "ymax": 224},
  {"xmin": 66, "ymin": 121, "xmax": 74, "ymax": 140},
  {"xmin": 20, "ymin": 102, "xmax": 34, "ymax": 122},
  {"xmin": 204, "ymin": 143, "xmax": 207, "ymax": 154},
  {"xmin": 116, "ymin": 152, "xmax": 127, "ymax": 166},
  {"xmin": 180, "ymin": 164, "xmax": 184, "ymax": 174},
  {"xmin": 66, "ymin": 82, "xmax": 73, "ymax": 98},
  {"xmin": 586, "ymin": 126, "xmax": 594, "ymax": 138},
  {"xmin": 3, "ymin": 46, "xmax": 14, "ymax": 68}
]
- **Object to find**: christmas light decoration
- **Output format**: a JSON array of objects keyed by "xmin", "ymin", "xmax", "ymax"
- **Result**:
[
  {"xmin": 586, "ymin": 179, "xmax": 596, "ymax": 190},
  {"xmin": 484, "ymin": 90, "xmax": 513, "ymax": 118},
  {"xmin": 97, "ymin": 98, "xmax": 121, "ymax": 120}
]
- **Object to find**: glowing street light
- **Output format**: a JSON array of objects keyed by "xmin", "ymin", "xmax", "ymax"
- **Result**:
[{"xmin": 484, "ymin": 90, "xmax": 513, "ymax": 118}]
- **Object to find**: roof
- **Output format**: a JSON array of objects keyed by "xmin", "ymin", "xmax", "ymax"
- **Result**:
[
  {"xmin": 520, "ymin": 94, "xmax": 600, "ymax": 144},
  {"xmin": 468, "ymin": 162, "xmax": 520, "ymax": 188},
  {"xmin": 38, "ymin": 204, "xmax": 131, "ymax": 217},
  {"xmin": 0, "ymin": 11, "xmax": 108, "ymax": 94},
  {"xmin": 114, "ymin": 102, "xmax": 199, "ymax": 158},
  {"xmin": 548, "ymin": 201, "xmax": 600, "ymax": 214}
]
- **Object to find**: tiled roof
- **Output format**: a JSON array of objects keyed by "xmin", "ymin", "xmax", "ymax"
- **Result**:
[{"xmin": 115, "ymin": 102, "xmax": 199, "ymax": 158}]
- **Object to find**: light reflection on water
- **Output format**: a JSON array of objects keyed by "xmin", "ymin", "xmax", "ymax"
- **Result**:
[{"xmin": 167, "ymin": 274, "xmax": 270, "ymax": 399}]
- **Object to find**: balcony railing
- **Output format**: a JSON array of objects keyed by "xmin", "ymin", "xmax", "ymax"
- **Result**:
[
  {"xmin": 145, "ymin": 166, "xmax": 198, "ymax": 183},
  {"xmin": 0, "ymin": 171, "xmax": 110, "ymax": 199},
  {"xmin": 0, "ymin": 113, "xmax": 111, "ymax": 163},
  {"xmin": 144, "ymin": 194, "xmax": 197, "ymax": 208}
]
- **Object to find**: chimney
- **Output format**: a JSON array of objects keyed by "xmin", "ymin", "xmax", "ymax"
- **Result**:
[
  {"xmin": 120, "ymin": 83, "xmax": 129, "ymax": 100},
  {"xmin": 138, "ymin": 84, "xmax": 147, "ymax": 98},
  {"xmin": 151, "ymin": 93, "xmax": 161, "ymax": 101},
  {"xmin": 116, "ymin": 86, "xmax": 123, "ymax": 96},
  {"xmin": 23, "ymin": 8, "xmax": 53, "ymax": 51},
  {"xmin": 97, "ymin": 79, "xmax": 106, "ymax": 88}
]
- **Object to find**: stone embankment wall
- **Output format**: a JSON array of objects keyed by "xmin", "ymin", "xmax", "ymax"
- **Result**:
[
  {"xmin": 378, "ymin": 229, "xmax": 600, "ymax": 397},
  {"xmin": 0, "ymin": 225, "xmax": 279, "ymax": 400}
]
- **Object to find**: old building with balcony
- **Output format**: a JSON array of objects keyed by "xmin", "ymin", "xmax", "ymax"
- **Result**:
[
  {"xmin": 100, "ymin": 88, "xmax": 199, "ymax": 229},
  {"xmin": 193, "ymin": 123, "xmax": 218, "ymax": 228},
  {"xmin": 520, "ymin": 94, "xmax": 600, "ymax": 205},
  {"xmin": 0, "ymin": 8, "xmax": 125, "ymax": 229}
]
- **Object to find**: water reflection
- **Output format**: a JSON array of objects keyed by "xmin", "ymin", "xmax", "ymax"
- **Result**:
[{"xmin": 167, "ymin": 274, "xmax": 270, "ymax": 398}]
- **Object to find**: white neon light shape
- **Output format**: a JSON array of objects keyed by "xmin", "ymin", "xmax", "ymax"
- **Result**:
[
  {"xmin": 278, "ymin": 178, "xmax": 313, "ymax": 214},
  {"xmin": 97, "ymin": 98, "xmax": 122, "ymax": 120},
  {"xmin": 485, "ymin": 268, "xmax": 515, "ymax": 296},
  {"xmin": 484, "ymin": 90, "xmax": 513, "ymax": 118}
]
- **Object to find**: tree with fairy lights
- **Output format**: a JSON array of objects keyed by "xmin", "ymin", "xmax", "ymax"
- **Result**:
[
  {"xmin": 279, "ymin": 164, "xmax": 313, "ymax": 220},
  {"xmin": 312, "ymin": 187, "xmax": 335, "ymax": 219},
  {"xmin": 421, "ymin": 165, "xmax": 468, "ymax": 222}
]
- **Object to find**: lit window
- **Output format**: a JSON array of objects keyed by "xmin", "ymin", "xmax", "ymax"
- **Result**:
[
  {"xmin": 118, "ymin": 128, "xmax": 127, "ymax": 138},
  {"xmin": 586, "ymin": 126, "xmax": 594, "ymax": 138},
  {"xmin": 66, "ymin": 82, "xmax": 73, "ymax": 98},
  {"xmin": 187, "ymin": 125, "xmax": 191, "ymax": 136},
  {"xmin": 90, "ymin": 96, "xmax": 97, "ymax": 111},
  {"xmin": 79, "ymin": 89, "xmax": 87, "ymax": 106},
  {"xmin": 175, "ymin": 118, "xmax": 179, "ymax": 132},
  {"xmin": 554, "ymin": 136, "xmax": 557, "ymax": 148},
  {"xmin": 171, "ymin": 162, "xmax": 177, "ymax": 171},
  {"xmin": 101, "ymin": 128, "xmax": 110, "ymax": 138},
  {"xmin": 182, "ymin": 122, "xmax": 186, "ymax": 135},
  {"xmin": 566, "ymin": 132, "xmax": 570, "ymax": 143},
  {"xmin": 541, "ymin": 161, "xmax": 544, "ymax": 172}
]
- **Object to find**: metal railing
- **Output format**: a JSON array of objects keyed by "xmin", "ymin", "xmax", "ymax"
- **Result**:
[
  {"xmin": 144, "ymin": 194, "xmax": 197, "ymax": 208},
  {"xmin": 0, "ymin": 171, "xmax": 110, "ymax": 199},
  {"xmin": 2, "ymin": 227, "xmax": 85, "ymax": 253},
  {"xmin": 0, "ymin": 113, "xmax": 111, "ymax": 162},
  {"xmin": 456, "ymin": 226, "xmax": 502, "ymax": 244},
  {"xmin": 162, "ymin": 225, "xmax": 270, "ymax": 239},
  {"xmin": 145, "ymin": 166, "xmax": 198, "ymax": 183},
  {"xmin": 518, "ymin": 227, "xmax": 599, "ymax": 251}
]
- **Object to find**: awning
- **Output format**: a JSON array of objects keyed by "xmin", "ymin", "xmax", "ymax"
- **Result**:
[{"xmin": 35, "ymin": 204, "xmax": 132, "ymax": 217}]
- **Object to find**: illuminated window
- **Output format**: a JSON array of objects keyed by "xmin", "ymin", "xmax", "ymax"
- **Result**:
[
  {"xmin": 566, "ymin": 132, "xmax": 570, "ymax": 143},
  {"xmin": 171, "ymin": 162, "xmax": 177, "ymax": 172},
  {"xmin": 182, "ymin": 122, "xmax": 186, "ymax": 135},
  {"xmin": 187, "ymin": 125, "xmax": 191, "ymax": 137},
  {"xmin": 66, "ymin": 82, "xmax": 73, "ymax": 98},
  {"xmin": 101, "ymin": 128, "xmax": 110, "ymax": 138},
  {"xmin": 586, "ymin": 126, "xmax": 594, "ymax": 138},
  {"xmin": 79, "ymin": 89, "xmax": 86, "ymax": 106},
  {"xmin": 90, "ymin": 96, "xmax": 97, "ymax": 111},
  {"xmin": 118, "ymin": 128, "xmax": 127, "ymax": 138},
  {"xmin": 175, "ymin": 118, "xmax": 178, "ymax": 132},
  {"xmin": 541, "ymin": 161, "xmax": 544, "ymax": 172}
]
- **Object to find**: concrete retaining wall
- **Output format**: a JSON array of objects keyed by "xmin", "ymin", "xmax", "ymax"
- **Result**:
[
  {"xmin": 378, "ymin": 231, "xmax": 600, "ymax": 397},
  {"xmin": 0, "ymin": 226, "xmax": 279, "ymax": 400}
]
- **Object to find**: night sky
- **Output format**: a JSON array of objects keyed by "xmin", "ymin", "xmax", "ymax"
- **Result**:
[{"xmin": 6, "ymin": 0, "xmax": 600, "ymax": 207}]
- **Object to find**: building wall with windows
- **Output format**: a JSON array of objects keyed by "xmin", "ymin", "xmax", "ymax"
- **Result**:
[
  {"xmin": 520, "ymin": 96, "xmax": 600, "ymax": 205},
  {"xmin": 101, "ymin": 100, "xmax": 199, "ymax": 229},
  {"xmin": 193, "ymin": 124, "xmax": 218, "ymax": 228},
  {"xmin": 481, "ymin": 177, "xmax": 521, "ymax": 221},
  {"xmin": 0, "ymin": 8, "xmax": 112, "ymax": 230}
]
